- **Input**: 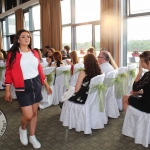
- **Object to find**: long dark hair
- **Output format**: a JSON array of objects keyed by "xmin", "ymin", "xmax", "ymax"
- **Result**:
[
  {"xmin": 8, "ymin": 29, "xmax": 32, "ymax": 68},
  {"xmin": 84, "ymin": 54, "xmax": 101, "ymax": 79}
]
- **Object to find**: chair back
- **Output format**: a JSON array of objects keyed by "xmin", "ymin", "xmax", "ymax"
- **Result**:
[
  {"xmin": 70, "ymin": 63, "xmax": 84, "ymax": 86},
  {"xmin": 40, "ymin": 62, "xmax": 48, "ymax": 68}
]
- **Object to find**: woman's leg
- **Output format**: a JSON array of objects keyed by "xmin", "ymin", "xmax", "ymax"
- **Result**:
[
  {"xmin": 122, "ymin": 95, "xmax": 129, "ymax": 112},
  {"xmin": 29, "ymin": 102, "xmax": 39, "ymax": 136},
  {"xmin": 21, "ymin": 106, "xmax": 33, "ymax": 129}
]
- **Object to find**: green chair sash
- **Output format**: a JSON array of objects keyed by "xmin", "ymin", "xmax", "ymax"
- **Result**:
[
  {"xmin": 88, "ymin": 83, "xmax": 106, "ymax": 112},
  {"xmin": 45, "ymin": 71, "xmax": 55, "ymax": 85},
  {"xmin": 56, "ymin": 70, "xmax": 70, "ymax": 89},
  {"xmin": 127, "ymin": 68, "xmax": 136, "ymax": 88},
  {"xmin": 73, "ymin": 67, "xmax": 84, "ymax": 74},
  {"xmin": 0, "ymin": 67, "xmax": 5, "ymax": 80}
]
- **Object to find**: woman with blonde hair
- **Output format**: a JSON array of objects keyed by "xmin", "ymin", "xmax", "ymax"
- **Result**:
[{"xmin": 0, "ymin": 51, "xmax": 4, "ymax": 60}]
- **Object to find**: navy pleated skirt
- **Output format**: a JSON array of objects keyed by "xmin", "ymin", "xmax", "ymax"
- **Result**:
[{"xmin": 16, "ymin": 75, "xmax": 43, "ymax": 107}]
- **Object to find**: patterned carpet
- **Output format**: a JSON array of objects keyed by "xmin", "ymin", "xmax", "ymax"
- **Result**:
[{"xmin": 0, "ymin": 90, "xmax": 148, "ymax": 150}]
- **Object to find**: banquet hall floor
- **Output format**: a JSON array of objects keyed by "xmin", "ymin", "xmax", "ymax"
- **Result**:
[{"xmin": 0, "ymin": 90, "xmax": 148, "ymax": 150}]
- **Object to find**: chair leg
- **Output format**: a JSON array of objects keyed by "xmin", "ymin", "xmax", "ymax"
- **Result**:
[{"xmin": 65, "ymin": 127, "xmax": 69, "ymax": 141}]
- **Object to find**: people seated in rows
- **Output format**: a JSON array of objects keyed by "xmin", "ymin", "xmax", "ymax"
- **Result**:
[
  {"xmin": 46, "ymin": 48, "xmax": 55, "ymax": 66},
  {"xmin": 50, "ymin": 51, "xmax": 65, "ymax": 67},
  {"xmin": 44, "ymin": 45, "xmax": 50, "ymax": 57},
  {"xmin": 97, "ymin": 48, "xmax": 118, "ymax": 74},
  {"xmin": 66, "ymin": 50, "xmax": 79, "ymax": 74},
  {"xmin": 68, "ymin": 54, "xmax": 101, "ymax": 104},
  {"xmin": 87, "ymin": 47, "xmax": 95, "ymax": 56},
  {"xmin": 61, "ymin": 50, "xmax": 68, "ymax": 60},
  {"xmin": 122, "ymin": 51, "xmax": 150, "ymax": 113},
  {"xmin": 64, "ymin": 45, "xmax": 70, "ymax": 58},
  {"xmin": 34, "ymin": 48, "xmax": 43, "ymax": 63}
]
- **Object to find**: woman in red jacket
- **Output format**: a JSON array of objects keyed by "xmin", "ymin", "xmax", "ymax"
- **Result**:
[{"xmin": 5, "ymin": 29, "xmax": 52, "ymax": 149}]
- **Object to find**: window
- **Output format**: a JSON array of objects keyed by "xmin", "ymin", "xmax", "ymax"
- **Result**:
[
  {"xmin": 76, "ymin": 24, "xmax": 92, "ymax": 50},
  {"xmin": 2, "ymin": 37, "xmax": 7, "ymax": 50},
  {"xmin": 127, "ymin": 16, "xmax": 150, "ymax": 64},
  {"xmin": 32, "ymin": 5, "xmax": 40, "ymax": 30},
  {"xmin": 2, "ymin": 20, "xmax": 6, "ymax": 35},
  {"xmin": 8, "ymin": 14, "xmax": 16, "ymax": 35},
  {"xmin": 24, "ymin": 12, "xmax": 29, "ymax": 30},
  {"xmin": 62, "ymin": 27, "xmax": 71, "ymax": 48},
  {"xmin": 130, "ymin": 0, "xmax": 150, "ymax": 14},
  {"xmin": 61, "ymin": 0, "xmax": 71, "ymax": 24},
  {"xmin": 32, "ymin": 31, "xmax": 41, "ymax": 49},
  {"xmin": 20, "ymin": 0, "xmax": 29, "ymax": 4},
  {"xmin": 5, "ymin": 0, "xmax": 17, "ymax": 11},
  {"xmin": 75, "ymin": 0, "xmax": 100, "ymax": 23},
  {"xmin": 95, "ymin": 25, "xmax": 100, "ymax": 50}
]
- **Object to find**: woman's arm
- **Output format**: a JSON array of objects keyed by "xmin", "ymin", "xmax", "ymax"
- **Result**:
[
  {"xmin": 75, "ymin": 71, "xmax": 86, "ymax": 92},
  {"xmin": 44, "ymin": 80, "xmax": 52, "ymax": 94}
]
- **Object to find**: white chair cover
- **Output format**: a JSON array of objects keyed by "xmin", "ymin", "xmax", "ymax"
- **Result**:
[
  {"xmin": 62, "ymin": 59, "xmax": 71, "ymax": 65},
  {"xmin": 40, "ymin": 62, "xmax": 48, "ymax": 68},
  {"xmin": 39, "ymin": 67, "xmax": 55, "ymax": 109},
  {"xmin": 122, "ymin": 105, "xmax": 150, "ymax": 148},
  {"xmin": 105, "ymin": 70, "xmax": 120, "ymax": 118},
  {"xmin": 10, "ymin": 85, "xmax": 17, "ymax": 99},
  {"xmin": 127, "ymin": 64, "xmax": 137, "ymax": 94},
  {"xmin": 53, "ymin": 65, "xmax": 71, "ymax": 105},
  {"xmin": 42, "ymin": 58, "xmax": 46, "ymax": 62},
  {"xmin": 70, "ymin": 63, "xmax": 84, "ymax": 87},
  {"xmin": 60, "ymin": 74, "xmax": 108, "ymax": 134},
  {"xmin": 0, "ymin": 61, "xmax": 5, "ymax": 89},
  {"xmin": 116, "ymin": 67, "xmax": 128, "ymax": 110}
]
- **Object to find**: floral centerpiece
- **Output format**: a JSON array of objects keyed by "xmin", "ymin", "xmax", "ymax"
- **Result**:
[
  {"xmin": 80, "ymin": 49, "xmax": 85, "ymax": 54},
  {"xmin": 132, "ymin": 49, "xmax": 139, "ymax": 57}
]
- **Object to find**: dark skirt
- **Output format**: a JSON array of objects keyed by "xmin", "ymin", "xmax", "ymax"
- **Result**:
[
  {"xmin": 128, "ymin": 94, "xmax": 150, "ymax": 113},
  {"xmin": 16, "ymin": 75, "xmax": 43, "ymax": 107}
]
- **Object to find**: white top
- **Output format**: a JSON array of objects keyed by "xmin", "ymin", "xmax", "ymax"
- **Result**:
[
  {"xmin": 100, "ymin": 62, "xmax": 114, "ymax": 75},
  {"xmin": 20, "ymin": 51, "xmax": 39, "ymax": 80}
]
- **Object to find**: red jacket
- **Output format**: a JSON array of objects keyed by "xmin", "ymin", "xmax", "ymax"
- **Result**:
[{"xmin": 5, "ymin": 49, "xmax": 46, "ymax": 91}]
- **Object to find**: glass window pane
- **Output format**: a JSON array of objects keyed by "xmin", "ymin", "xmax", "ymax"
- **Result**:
[
  {"xmin": 32, "ymin": 5, "xmax": 40, "ymax": 30},
  {"xmin": 75, "ymin": 0, "xmax": 100, "ymax": 23},
  {"xmin": 61, "ymin": 0, "xmax": 71, "ymax": 24},
  {"xmin": 33, "ymin": 31, "xmax": 41, "ymax": 48},
  {"xmin": 24, "ymin": 12, "xmax": 29, "ymax": 30},
  {"xmin": 127, "ymin": 16, "xmax": 150, "ymax": 64},
  {"xmin": 76, "ymin": 25, "xmax": 92, "ymax": 50},
  {"xmin": 8, "ymin": 14, "xmax": 16, "ymax": 35},
  {"xmin": 95, "ymin": 25, "xmax": 100, "ymax": 51},
  {"xmin": 2, "ymin": 20, "xmax": 6, "ymax": 35},
  {"xmin": 62, "ymin": 26, "xmax": 71, "ymax": 48},
  {"xmin": 2, "ymin": 37, "xmax": 7, "ymax": 50},
  {"xmin": 130, "ymin": 0, "xmax": 150, "ymax": 14}
]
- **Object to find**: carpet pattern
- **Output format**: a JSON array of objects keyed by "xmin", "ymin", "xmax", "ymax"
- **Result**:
[{"xmin": 0, "ymin": 90, "xmax": 148, "ymax": 150}]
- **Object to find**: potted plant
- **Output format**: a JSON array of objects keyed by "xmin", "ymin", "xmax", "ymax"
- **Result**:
[
  {"xmin": 132, "ymin": 49, "xmax": 139, "ymax": 57},
  {"xmin": 80, "ymin": 49, "xmax": 85, "ymax": 54}
]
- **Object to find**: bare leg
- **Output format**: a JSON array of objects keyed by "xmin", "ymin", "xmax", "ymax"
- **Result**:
[
  {"xmin": 122, "ymin": 95, "xmax": 129, "ymax": 112},
  {"xmin": 29, "ymin": 103, "xmax": 39, "ymax": 136},
  {"xmin": 21, "ymin": 106, "xmax": 33, "ymax": 130}
]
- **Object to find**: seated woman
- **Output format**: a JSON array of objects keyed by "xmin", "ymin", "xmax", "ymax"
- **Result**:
[
  {"xmin": 46, "ymin": 48, "xmax": 55, "ymax": 66},
  {"xmin": 61, "ymin": 50, "xmax": 68, "ymax": 60},
  {"xmin": 50, "ymin": 51, "xmax": 65, "ymax": 67},
  {"xmin": 68, "ymin": 54, "xmax": 101, "ymax": 104},
  {"xmin": 122, "ymin": 51, "xmax": 150, "ymax": 113},
  {"xmin": 0, "ymin": 51, "xmax": 4, "ymax": 61},
  {"xmin": 87, "ymin": 47, "xmax": 95, "ymax": 56},
  {"xmin": 66, "ymin": 50, "xmax": 79, "ymax": 74},
  {"xmin": 34, "ymin": 48, "xmax": 43, "ymax": 63}
]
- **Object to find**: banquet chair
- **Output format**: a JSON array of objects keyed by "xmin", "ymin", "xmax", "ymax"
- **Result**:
[
  {"xmin": 105, "ymin": 70, "xmax": 120, "ymax": 118},
  {"xmin": 70, "ymin": 63, "xmax": 84, "ymax": 87},
  {"xmin": 40, "ymin": 62, "xmax": 48, "ymax": 68},
  {"xmin": 127, "ymin": 64, "xmax": 137, "ymax": 94},
  {"xmin": 0, "ymin": 60, "xmax": 5, "ymax": 89},
  {"xmin": 60, "ymin": 74, "xmax": 108, "ymax": 134},
  {"xmin": 39, "ymin": 67, "xmax": 55, "ymax": 109},
  {"xmin": 122, "ymin": 105, "xmax": 150, "ymax": 148},
  {"xmin": 10, "ymin": 85, "xmax": 17, "ymax": 99},
  {"xmin": 53, "ymin": 65, "xmax": 71, "ymax": 105},
  {"xmin": 116, "ymin": 67, "xmax": 128, "ymax": 111}
]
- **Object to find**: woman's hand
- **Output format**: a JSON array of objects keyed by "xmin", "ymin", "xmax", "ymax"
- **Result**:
[
  {"xmin": 45, "ymin": 85, "xmax": 52, "ymax": 94},
  {"xmin": 5, "ymin": 90, "xmax": 12, "ymax": 102},
  {"xmin": 66, "ymin": 59, "xmax": 70, "ymax": 65}
]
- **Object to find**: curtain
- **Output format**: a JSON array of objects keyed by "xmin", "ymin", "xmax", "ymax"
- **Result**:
[
  {"xmin": 39, "ymin": 0, "xmax": 62, "ymax": 53},
  {"xmin": 100, "ymin": 0, "xmax": 120, "ymax": 65},
  {"xmin": 15, "ymin": 8, "xmax": 24, "ymax": 32}
]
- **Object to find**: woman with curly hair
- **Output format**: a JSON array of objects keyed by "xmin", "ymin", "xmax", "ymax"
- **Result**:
[{"xmin": 69, "ymin": 54, "xmax": 101, "ymax": 104}]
